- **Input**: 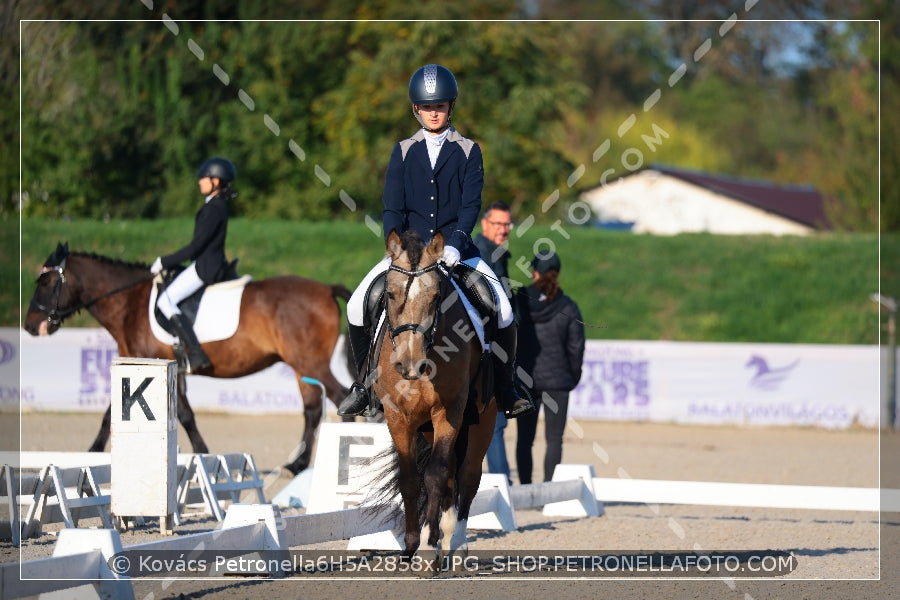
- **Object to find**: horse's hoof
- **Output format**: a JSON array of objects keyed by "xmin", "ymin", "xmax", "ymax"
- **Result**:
[{"xmin": 282, "ymin": 463, "xmax": 303, "ymax": 477}]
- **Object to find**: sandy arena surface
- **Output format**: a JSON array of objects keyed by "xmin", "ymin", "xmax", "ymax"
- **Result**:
[{"xmin": 3, "ymin": 410, "xmax": 899, "ymax": 600}]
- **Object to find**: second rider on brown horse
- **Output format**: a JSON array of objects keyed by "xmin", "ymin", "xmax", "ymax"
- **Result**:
[{"xmin": 150, "ymin": 157, "xmax": 236, "ymax": 374}]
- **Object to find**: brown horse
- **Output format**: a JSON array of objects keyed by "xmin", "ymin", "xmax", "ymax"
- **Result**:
[
  {"xmin": 371, "ymin": 230, "xmax": 496, "ymax": 561},
  {"xmin": 23, "ymin": 243, "xmax": 349, "ymax": 474}
]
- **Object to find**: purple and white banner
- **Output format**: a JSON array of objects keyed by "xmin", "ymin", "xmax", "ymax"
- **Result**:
[
  {"xmin": 2, "ymin": 328, "xmax": 882, "ymax": 429},
  {"xmin": 569, "ymin": 340, "xmax": 880, "ymax": 429}
]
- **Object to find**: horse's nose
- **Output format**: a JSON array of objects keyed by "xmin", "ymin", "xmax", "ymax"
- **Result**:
[
  {"xmin": 417, "ymin": 360, "xmax": 432, "ymax": 378},
  {"xmin": 394, "ymin": 360, "xmax": 420, "ymax": 380}
]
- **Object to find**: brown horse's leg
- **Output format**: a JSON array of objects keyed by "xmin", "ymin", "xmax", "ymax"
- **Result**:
[
  {"xmin": 176, "ymin": 372, "xmax": 209, "ymax": 454},
  {"xmin": 88, "ymin": 405, "xmax": 112, "ymax": 452},
  {"xmin": 386, "ymin": 418, "xmax": 423, "ymax": 557},
  {"xmin": 423, "ymin": 418, "xmax": 457, "ymax": 550},
  {"xmin": 456, "ymin": 404, "xmax": 497, "ymax": 522},
  {"xmin": 283, "ymin": 379, "xmax": 323, "ymax": 475}
]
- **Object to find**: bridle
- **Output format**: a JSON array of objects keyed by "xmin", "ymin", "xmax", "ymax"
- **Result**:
[
  {"xmin": 30, "ymin": 254, "xmax": 152, "ymax": 328},
  {"xmin": 384, "ymin": 261, "xmax": 444, "ymax": 352}
]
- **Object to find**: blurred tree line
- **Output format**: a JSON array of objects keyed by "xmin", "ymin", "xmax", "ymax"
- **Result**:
[{"xmin": 3, "ymin": 0, "xmax": 892, "ymax": 231}]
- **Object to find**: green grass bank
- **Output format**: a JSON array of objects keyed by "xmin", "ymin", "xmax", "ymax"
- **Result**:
[{"xmin": 6, "ymin": 218, "xmax": 893, "ymax": 345}]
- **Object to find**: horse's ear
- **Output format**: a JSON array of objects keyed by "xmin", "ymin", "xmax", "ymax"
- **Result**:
[
  {"xmin": 386, "ymin": 229, "xmax": 402, "ymax": 258},
  {"xmin": 427, "ymin": 231, "xmax": 445, "ymax": 258},
  {"xmin": 47, "ymin": 242, "xmax": 69, "ymax": 267}
]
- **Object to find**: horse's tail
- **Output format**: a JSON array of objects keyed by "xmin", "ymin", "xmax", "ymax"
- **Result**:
[
  {"xmin": 365, "ymin": 433, "xmax": 431, "ymax": 529},
  {"xmin": 330, "ymin": 284, "xmax": 355, "ymax": 377},
  {"xmin": 331, "ymin": 284, "xmax": 352, "ymax": 303}
]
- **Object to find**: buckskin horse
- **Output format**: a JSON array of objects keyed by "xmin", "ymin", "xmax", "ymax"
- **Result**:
[
  {"xmin": 370, "ymin": 230, "xmax": 496, "ymax": 563},
  {"xmin": 24, "ymin": 243, "xmax": 350, "ymax": 474}
]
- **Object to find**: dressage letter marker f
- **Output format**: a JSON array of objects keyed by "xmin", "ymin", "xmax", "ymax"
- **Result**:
[
  {"xmin": 121, "ymin": 377, "xmax": 156, "ymax": 421},
  {"xmin": 338, "ymin": 436, "xmax": 373, "ymax": 485}
]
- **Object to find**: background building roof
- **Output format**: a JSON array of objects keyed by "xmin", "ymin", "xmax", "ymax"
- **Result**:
[{"xmin": 650, "ymin": 165, "xmax": 831, "ymax": 229}]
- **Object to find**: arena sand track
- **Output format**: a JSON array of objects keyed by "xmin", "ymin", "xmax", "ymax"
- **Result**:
[{"xmin": 5, "ymin": 411, "xmax": 899, "ymax": 600}]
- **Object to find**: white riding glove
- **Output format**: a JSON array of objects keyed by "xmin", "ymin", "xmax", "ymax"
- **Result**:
[
  {"xmin": 150, "ymin": 257, "xmax": 163, "ymax": 275},
  {"xmin": 441, "ymin": 245, "xmax": 460, "ymax": 268}
]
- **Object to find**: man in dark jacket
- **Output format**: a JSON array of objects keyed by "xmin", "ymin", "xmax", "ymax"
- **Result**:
[
  {"xmin": 514, "ymin": 251, "xmax": 586, "ymax": 484},
  {"xmin": 474, "ymin": 201, "xmax": 515, "ymax": 483}
]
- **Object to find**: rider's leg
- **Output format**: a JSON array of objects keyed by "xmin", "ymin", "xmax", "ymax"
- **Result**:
[
  {"xmin": 157, "ymin": 263, "xmax": 211, "ymax": 374},
  {"xmin": 491, "ymin": 322, "xmax": 535, "ymax": 418},
  {"xmin": 337, "ymin": 257, "xmax": 390, "ymax": 417},
  {"xmin": 462, "ymin": 258, "xmax": 535, "ymax": 418}
]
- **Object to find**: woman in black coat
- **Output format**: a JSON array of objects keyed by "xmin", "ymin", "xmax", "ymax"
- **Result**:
[{"xmin": 514, "ymin": 251, "xmax": 586, "ymax": 484}]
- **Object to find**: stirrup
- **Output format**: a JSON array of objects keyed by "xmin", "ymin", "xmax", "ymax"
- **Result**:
[{"xmin": 504, "ymin": 396, "xmax": 535, "ymax": 418}]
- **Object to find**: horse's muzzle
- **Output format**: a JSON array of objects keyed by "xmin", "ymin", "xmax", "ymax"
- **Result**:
[
  {"xmin": 23, "ymin": 315, "xmax": 53, "ymax": 337},
  {"xmin": 394, "ymin": 358, "xmax": 433, "ymax": 380}
]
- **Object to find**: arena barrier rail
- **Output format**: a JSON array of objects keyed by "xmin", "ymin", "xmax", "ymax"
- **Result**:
[
  {"xmin": 0, "ymin": 451, "xmax": 266, "ymax": 545},
  {"xmin": 3, "ymin": 470, "xmax": 899, "ymax": 599}
]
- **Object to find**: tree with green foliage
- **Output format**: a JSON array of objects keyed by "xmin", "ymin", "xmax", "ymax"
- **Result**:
[{"xmin": 5, "ymin": 0, "xmax": 893, "ymax": 232}]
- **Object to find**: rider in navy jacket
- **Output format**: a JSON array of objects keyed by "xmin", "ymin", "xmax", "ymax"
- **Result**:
[
  {"xmin": 339, "ymin": 64, "xmax": 534, "ymax": 420},
  {"xmin": 381, "ymin": 127, "xmax": 483, "ymax": 263}
]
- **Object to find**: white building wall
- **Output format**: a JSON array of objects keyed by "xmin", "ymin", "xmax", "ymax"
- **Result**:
[{"xmin": 582, "ymin": 170, "xmax": 812, "ymax": 236}]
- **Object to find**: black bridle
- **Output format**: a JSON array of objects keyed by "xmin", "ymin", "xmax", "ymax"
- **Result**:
[
  {"xmin": 384, "ymin": 261, "xmax": 445, "ymax": 351},
  {"xmin": 30, "ymin": 254, "xmax": 152, "ymax": 328}
]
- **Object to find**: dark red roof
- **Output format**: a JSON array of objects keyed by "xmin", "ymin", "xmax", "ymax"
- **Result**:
[{"xmin": 652, "ymin": 165, "xmax": 831, "ymax": 230}]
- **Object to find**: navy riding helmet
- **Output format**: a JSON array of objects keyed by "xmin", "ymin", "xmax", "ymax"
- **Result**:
[
  {"xmin": 408, "ymin": 64, "xmax": 458, "ymax": 105},
  {"xmin": 196, "ymin": 157, "xmax": 236, "ymax": 183}
]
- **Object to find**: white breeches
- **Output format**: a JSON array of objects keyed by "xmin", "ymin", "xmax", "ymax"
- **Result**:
[
  {"xmin": 157, "ymin": 262, "xmax": 203, "ymax": 319},
  {"xmin": 347, "ymin": 256, "xmax": 513, "ymax": 328}
]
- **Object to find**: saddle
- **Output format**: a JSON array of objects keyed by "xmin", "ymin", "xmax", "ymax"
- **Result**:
[{"xmin": 153, "ymin": 258, "xmax": 240, "ymax": 335}]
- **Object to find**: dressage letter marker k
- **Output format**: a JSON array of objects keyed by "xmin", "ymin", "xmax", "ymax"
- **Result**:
[{"xmin": 121, "ymin": 377, "xmax": 156, "ymax": 421}]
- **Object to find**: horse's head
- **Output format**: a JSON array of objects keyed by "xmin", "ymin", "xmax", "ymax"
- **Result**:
[
  {"xmin": 24, "ymin": 242, "xmax": 76, "ymax": 336},
  {"xmin": 25, "ymin": 244, "xmax": 153, "ymax": 337},
  {"xmin": 384, "ymin": 229, "xmax": 446, "ymax": 380}
]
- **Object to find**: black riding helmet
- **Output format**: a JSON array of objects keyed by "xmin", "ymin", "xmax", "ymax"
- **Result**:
[
  {"xmin": 409, "ymin": 64, "xmax": 458, "ymax": 132},
  {"xmin": 196, "ymin": 157, "xmax": 236, "ymax": 184}
]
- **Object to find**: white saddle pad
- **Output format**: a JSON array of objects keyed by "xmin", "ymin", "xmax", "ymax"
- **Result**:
[
  {"xmin": 448, "ymin": 278, "xmax": 488, "ymax": 351},
  {"xmin": 149, "ymin": 275, "xmax": 253, "ymax": 345}
]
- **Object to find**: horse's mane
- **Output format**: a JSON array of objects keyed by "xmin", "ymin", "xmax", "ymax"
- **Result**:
[{"xmin": 69, "ymin": 250, "xmax": 150, "ymax": 270}]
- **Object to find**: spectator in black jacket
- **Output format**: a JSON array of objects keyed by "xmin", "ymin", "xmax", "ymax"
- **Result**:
[{"xmin": 514, "ymin": 250, "xmax": 586, "ymax": 484}]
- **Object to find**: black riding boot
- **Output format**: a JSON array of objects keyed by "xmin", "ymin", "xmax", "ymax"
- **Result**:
[
  {"xmin": 337, "ymin": 324, "xmax": 374, "ymax": 417},
  {"xmin": 168, "ymin": 314, "xmax": 212, "ymax": 375},
  {"xmin": 492, "ymin": 324, "xmax": 536, "ymax": 418}
]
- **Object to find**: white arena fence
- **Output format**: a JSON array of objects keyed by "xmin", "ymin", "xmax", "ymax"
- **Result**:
[
  {"xmin": 0, "ymin": 465, "xmax": 900, "ymax": 600},
  {"xmin": 3, "ymin": 450, "xmax": 899, "ymax": 599},
  {"xmin": 3, "ymin": 327, "xmax": 885, "ymax": 429},
  {"xmin": 1, "ymin": 451, "xmax": 266, "ymax": 545}
]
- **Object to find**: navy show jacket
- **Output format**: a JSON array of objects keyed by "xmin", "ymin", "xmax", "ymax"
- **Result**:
[
  {"xmin": 382, "ymin": 127, "xmax": 483, "ymax": 260},
  {"xmin": 160, "ymin": 194, "xmax": 228, "ymax": 284}
]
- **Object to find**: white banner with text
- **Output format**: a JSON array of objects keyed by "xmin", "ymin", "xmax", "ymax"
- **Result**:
[{"xmin": 2, "ymin": 328, "xmax": 881, "ymax": 429}]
